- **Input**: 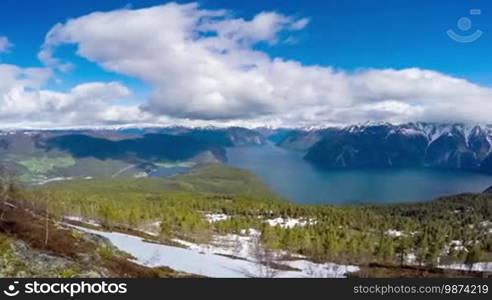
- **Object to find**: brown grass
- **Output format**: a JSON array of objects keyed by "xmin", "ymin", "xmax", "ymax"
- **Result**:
[
  {"xmin": 351, "ymin": 263, "xmax": 491, "ymax": 278},
  {"xmin": 0, "ymin": 201, "xmax": 92, "ymax": 257},
  {"xmin": 0, "ymin": 201, "xmax": 199, "ymax": 278}
]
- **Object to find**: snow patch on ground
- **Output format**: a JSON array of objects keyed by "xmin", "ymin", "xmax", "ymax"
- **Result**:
[
  {"xmin": 133, "ymin": 172, "xmax": 148, "ymax": 178},
  {"xmin": 173, "ymin": 229, "xmax": 264, "ymax": 261},
  {"xmin": 479, "ymin": 221, "xmax": 492, "ymax": 234},
  {"xmin": 37, "ymin": 177, "xmax": 74, "ymax": 185},
  {"xmin": 280, "ymin": 260, "xmax": 360, "ymax": 278},
  {"xmin": 480, "ymin": 221, "xmax": 491, "ymax": 227},
  {"xmin": 204, "ymin": 213, "xmax": 230, "ymax": 223},
  {"xmin": 265, "ymin": 217, "xmax": 316, "ymax": 228},
  {"xmin": 438, "ymin": 262, "xmax": 492, "ymax": 273},
  {"xmin": 68, "ymin": 225, "xmax": 358, "ymax": 278},
  {"xmin": 37, "ymin": 176, "xmax": 94, "ymax": 185},
  {"xmin": 386, "ymin": 229, "xmax": 403, "ymax": 237},
  {"xmin": 138, "ymin": 221, "xmax": 162, "ymax": 237},
  {"xmin": 202, "ymin": 213, "xmax": 316, "ymax": 229},
  {"xmin": 448, "ymin": 240, "xmax": 467, "ymax": 252},
  {"xmin": 64, "ymin": 216, "xmax": 101, "ymax": 227},
  {"xmin": 405, "ymin": 253, "xmax": 417, "ymax": 264}
]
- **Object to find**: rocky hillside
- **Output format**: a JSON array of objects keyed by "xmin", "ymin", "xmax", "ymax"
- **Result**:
[{"xmin": 0, "ymin": 200, "xmax": 192, "ymax": 278}]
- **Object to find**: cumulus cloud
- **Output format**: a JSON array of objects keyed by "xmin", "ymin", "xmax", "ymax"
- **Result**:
[
  {"xmin": 25, "ymin": 2, "xmax": 492, "ymax": 127},
  {"xmin": 0, "ymin": 63, "xmax": 149, "ymax": 128}
]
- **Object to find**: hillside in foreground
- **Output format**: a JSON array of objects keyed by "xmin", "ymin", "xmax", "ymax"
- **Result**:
[
  {"xmin": 0, "ymin": 164, "xmax": 488, "ymax": 277},
  {"xmin": 0, "ymin": 200, "xmax": 195, "ymax": 278}
]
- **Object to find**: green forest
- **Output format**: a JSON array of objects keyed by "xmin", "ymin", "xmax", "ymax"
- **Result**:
[{"xmin": 10, "ymin": 164, "xmax": 492, "ymax": 272}]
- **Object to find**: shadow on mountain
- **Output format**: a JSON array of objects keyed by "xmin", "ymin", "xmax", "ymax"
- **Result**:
[{"xmin": 40, "ymin": 134, "xmax": 226, "ymax": 163}]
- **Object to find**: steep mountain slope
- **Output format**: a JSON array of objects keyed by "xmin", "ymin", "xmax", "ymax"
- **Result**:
[
  {"xmin": 299, "ymin": 123, "xmax": 492, "ymax": 173},
  {"xmin": 484, "ymin": 186, "xmax": 492, "ymax": 194},
  {"xmin": 276, "ymin": 130, "xmax": 324, "ymax": 150},
  {"xmin": 178, "ymin": 127, "xmax": 266, "ymax": 147}
]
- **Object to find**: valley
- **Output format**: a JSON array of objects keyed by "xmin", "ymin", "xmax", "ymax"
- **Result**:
[
  {"xmin": 1, "ymin": 124, "xmax": 492, "ymax": 278},
  {"xmin": 0, "ymin": 127, "xmax": 263, "ymax": 185},
  {"xmin": 226, "ymin": 143, "xmax": 492, "ymax": 204},
  {"xmin": 3, "ymin": 123, "xmax": 492, "ymax": 204},
  {"xmin": 2, "ymin": 0, "xmax": 492, "ymax": 282},
  {"xmin": 0, "ymin": 163, "xmax": 489, "ymax": 278}
]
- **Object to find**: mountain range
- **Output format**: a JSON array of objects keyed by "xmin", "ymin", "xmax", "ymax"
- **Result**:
[
  {"xmin": 3, "ymin": 122, "xmax": 492, "ymax": 184},
  {"xmin": 0, "ymin": 127, "xmax": 266, "ymax": 183},
  {"xmin": 292, "ymin": 123, "xmax": 492, "ymax": 173}
]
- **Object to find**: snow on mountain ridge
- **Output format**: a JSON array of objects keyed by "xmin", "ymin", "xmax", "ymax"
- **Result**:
[
  {"xmin": 2, "ymin": 122, "xmax": 492, "ymax": 148},
  {"xmin": 335, "ymin": 123, "xmax": 492, "ymax": 148}
]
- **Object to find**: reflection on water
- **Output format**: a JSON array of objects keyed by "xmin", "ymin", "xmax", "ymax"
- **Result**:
[
  {"xmin": 226, "ymin": 144, "xmax": 492, "ymax": 205},
  {"xmin": 149, "ymin": 166, "xmax": 190, "ymax": 177}
]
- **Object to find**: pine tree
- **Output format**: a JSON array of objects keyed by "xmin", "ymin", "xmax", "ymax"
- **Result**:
[
  {"xmin": 396, "ymin": 234, "xmax": 413, "ymax": 266},
  {"xmin": 465, "ymin": 245, "xmax": 483, "ymax": 271}
]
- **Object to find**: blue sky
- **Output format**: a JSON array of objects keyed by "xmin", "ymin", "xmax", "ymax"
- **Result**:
[
  {"xmin": 1, "ymin": 0, "xmax": 490, "ymax": 84},
  {"xmin": 1, "ymin": 0, "xmax": 492, "ymax": 128}
]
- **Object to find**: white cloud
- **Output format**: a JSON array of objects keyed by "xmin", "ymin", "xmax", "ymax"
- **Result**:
[
  {"xmin": 21, "ymin": 2, "xmax": 492, "ymax": 127},
  {"xmin": 0, "ymin": 64, "xmax": 51, "ymax": 92},
  {"xmin": 0, "ymin": 63, "xmax": 149, "ymax": 128},
  {"xmin": 38, "ymin": 3, "xmax": 341, "ymax": 124},
  {"xmin": 0, "ymin": 36, "xmax": 12, "ymax": 53}
]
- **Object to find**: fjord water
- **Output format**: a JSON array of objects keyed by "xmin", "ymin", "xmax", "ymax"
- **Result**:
[{"xmin": 226, "ymin": 144, "xmax": 492, "ymax": 205}]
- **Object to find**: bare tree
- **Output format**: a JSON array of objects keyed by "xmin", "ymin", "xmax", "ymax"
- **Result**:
[
  {"xmin": 0, "ymin": 164, "xmax": 17, "ymax": 225},
  {"xmin": 0, "ymin": 165, "xmax": 17, "ymax": 203},
  {"xmin": 250, "ymin": 234, "xmax": 279, "ymax": 278},
  {"xmin": 145, "ymin": 250, "xmax": 162, "ymax": 266},
  {"xmin": 45, "ymin": 197, "xmax": 50, "ymax": 247},
  {"xmin": 305, "ymin": 263, "xmax": 339, "ymax": 278},
  {"xmin": 36, "ymin": 191, "xmax": 52, "ymax": 247},
  {"xmin": 0, "ymin": 165, "xmax": 18, "ymax": 222},
  {"xmin": 237, "ymin": 233, "xmax": 279, "ymax": 278},
  {"xmin": 232, "ymin": 236, "xmax": 242, "ymax": 257}
]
